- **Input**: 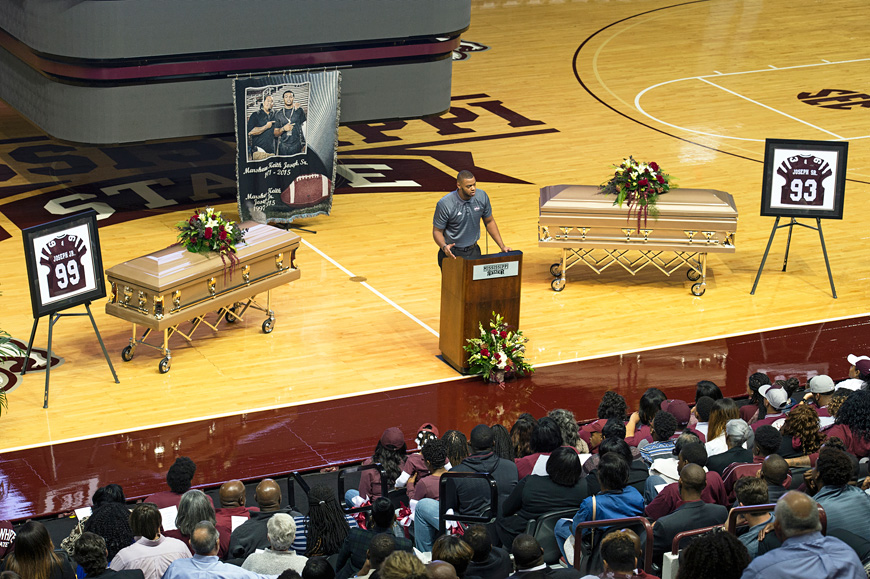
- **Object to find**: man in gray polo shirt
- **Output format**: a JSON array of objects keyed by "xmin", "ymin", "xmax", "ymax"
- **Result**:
[{"xmin": 433, "ymin": 170, "xmax": 511, "ymax": 268}]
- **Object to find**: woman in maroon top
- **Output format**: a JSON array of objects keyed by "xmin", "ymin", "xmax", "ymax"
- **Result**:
[
  {"xmin": 825, "ymin": 389, "xmax": 870, "ymax": 458},
  {"xmin": 625, "ymin": 388, "xmax": 666, "ymax": 447},
  {"xmin": 408, "ymin": 439, "xmax": 448, "ymax": 500}
]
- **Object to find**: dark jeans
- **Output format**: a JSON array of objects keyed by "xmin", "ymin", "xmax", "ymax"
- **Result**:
[{"xmin": 438, "ymin": 243, "xmax": 482, "ymax": 269}]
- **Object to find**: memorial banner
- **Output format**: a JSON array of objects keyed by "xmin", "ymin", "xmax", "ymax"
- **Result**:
[{"xmin": 234, "ymin": 71, "xmax": 340, "ymax": 223}]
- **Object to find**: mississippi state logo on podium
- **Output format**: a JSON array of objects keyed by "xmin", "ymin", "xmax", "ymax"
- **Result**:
[{"xmin": 776, "ymin": 154, "xmax": 832, "ymax": 207}]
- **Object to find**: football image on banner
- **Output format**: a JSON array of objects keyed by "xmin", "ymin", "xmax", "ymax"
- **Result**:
[{"xmin": 233, "ymin": 70, "xmax": 340, "ymax": 223}]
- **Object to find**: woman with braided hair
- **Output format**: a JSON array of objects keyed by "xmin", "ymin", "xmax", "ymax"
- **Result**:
[
  {"xmin": 443, "ymin": 429, "xmax": 470, "ymax": 467},
  {"xmin": 292, "ymin": 484, "xmax": 356, "ymax": 558}
]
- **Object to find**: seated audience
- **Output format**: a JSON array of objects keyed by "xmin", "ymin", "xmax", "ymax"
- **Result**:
[
  {"xmin": 73, "ymin": 532, "xmax": 144, "ymax": 579},
  {"xmin": 838, "ymin": 355, "xmax": 870, "ymax": 391},
  {"xmin": 491, "ymin": 424, "xmax": 515, "ymax": 460},
  {"xmin": 579, "ymin": 392, "xmax": 627, "ymax": 450},
  {"xmin": 427, "ymin": 561, "xmax": 459, "ymax": 579},
  {"xmin": 515, "ymin": 417, "xmax": 564, "ymax": 479},
  {"xmin": 759, "ymin": 455, "xmax": 790, "ymax": 502},
  {"xmin": 163, "ymin": 521, "xmax": 269, "ymax": 579},
  {"xmin": 825, "ymin": 389, "xmax": 870, "ymax": 458},
  {"xmin": 584, "ymin": 437, "xmax": 647, "ymax": 496},
  {"xmin": 554, "ymin": 453, "xmax": 644, "ymax": 558},
  {"xmin": 580, "ymin": 529, "xmax": 654, "ymax": 579},
  {"xmin": 165, "ymin": 489, "xmax": 228, "ymax": 558},
  {"xmin": 740, "ymin": 491, "xmax": 865, "ymax": 579},
  {"xmin": 730, "ymin": 477, "xmax": 773, "ymax": 558},
  {"xmin": 509, "ymin": 534, "xmax": 581, "ymax": 579},
  {"xmin": 722, "ymin": 426, "xmax": 782, "ymax": 498},
  {"xmin": 432, "ymin": 536, "xmax": 474, "ymax": 579},
  {"xmin": 81, "ymin": 492, "xmax": 134, "ymax": 561},
  {"xmin": 407, "ymin": 439, "xmax": 448, "ymax": 500},
  {"xmin": 241, "ymin": 513, "xmax": 308, "ymax": 574},
  {"xmin": 583, "ymin": 420, "xmax": 640, "ymax": 477},
  {"xmin": 498, "ymin": 446, "xmax": 588, "ymax": 547},
  {"xmin": 110, "ymin": 503, "xmax": 190, "ymax": 579},
  {"xmin": 144, "ymin": 457, "xmax": 212, "ymax": 509},
  {"xmin": 549, "ymin": 408, "xmax": 590, "ymax": 454},
  {"xmin": 215, "ymin": 480, "xmax": 257, "ymax": 532},
  {"xmin": 625, "ymin": 388, "xmax": 666, "ymax": 447},
  {"xmin": 661, "ymin": 399, "xmax": 691, "ymax": 430},
  {"xmin": 61, "ymin": 484, "xmax": 126, "ymax": 555},
  {"xmin": 336, "ymin": 497, "xmax": 411, "ymax": 579},
  {"xmin": 647, "ymin": 432, "xmax": 699, "ymax": 487},
  {"xmin": 229, "ymin": 479, "xmax": 299, "ymax": 560},
  {"xmin": 444, "ymin": 430, "xmax": 471, "ymax": 469},
  {"xmin": 644, "ymin": 442, "xmax": 728, "ymax": 519},
  {"xmin": 651, "ymin": 464, "xmax": 728, "ymax": 567},
  {"xmin": 704, "ymin": 399, "xmax": 739, "ymax": 457},
  {"xmin": 674, "ymin": 529, "xmax": 749, "ymax": 579},
  {"xmin": 706, "ymin": 419, "xmax": 754, "ymax": 476},
  {"xmin": 803, "ymin": 375, "xmax": 836, "ymax": 428},
  {"xmin": 811, "ymin": 447, "xmax": 870, "ymax": 540},
  {"xmin": 352, "ymin": 533, "xmax": 396, "ymax": 579},
  {"xmin": 0, "ymin": 521, "xmax": 75, "ymax": 579},
  {"xmin": 738, "ymin": 373, "xmax": 771, "ymax": 424},
  {"xmin": 379, "ymin": 551, "xmax": 426, "ymax": 579},
  {"xmin": 294, "ymin": 485, "xmax": 357, "ymax": 560},
  {"xmin": 639, "ymin": 411, "xmax": 678, "ymax": 466},
  {"xmin": 750, "ymin": 385, "xmax": 790, "ymax": 431},
  {"xmin": 463, "ymin": 524, "xmax": 512, "ymax": 579},
  {"xmin": 0, "ymin": 519, "xmax": 13, "ymax": 559}
]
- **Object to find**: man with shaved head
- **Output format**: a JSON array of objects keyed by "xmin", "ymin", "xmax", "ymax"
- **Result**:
[
  {"xmin": 228, "ymin": 479, "xmax": 300, "ymax": 561},
  {"xmin": 215, "ymin": 480, "xmax": 257, "ymax": 538},
  {"xmin": 426, "ymin": 561, "xmax": 459, "ymax": 579},
  {"xmin": 651, "ymin": 463, "xmax": 728, "ymax": 566},
  {"xmin": 508, "ymin": 534, "xmax": 581, "ymax": 578},
  {"xmin": 741, "ymin": 491, "xmax": 865, "ymax": 578}
]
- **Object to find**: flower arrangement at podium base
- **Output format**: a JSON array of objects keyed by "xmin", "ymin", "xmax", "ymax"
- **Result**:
[{"xmin": 464, "ymin": 313, "xmax": 534, "ymax": 386}]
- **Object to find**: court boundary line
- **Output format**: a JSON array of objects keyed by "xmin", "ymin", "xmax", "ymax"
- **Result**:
[{"xmin": 3, "ymin": 310, "xmax": 867, "ymax": 454}]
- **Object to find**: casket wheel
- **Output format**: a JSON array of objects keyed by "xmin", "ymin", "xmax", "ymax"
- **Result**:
[
  {"xmin": 551, "ymin": 278, "xmax": 566, "ymax": 292},
  {"xmin": 550, "ymin": 263, "xmax": 562, "ymax": 277},
  {"xmin": 262, "ymin": 319, "xmax": 274, "ymax": 334},
  {"xmin": 225, "ymin": 307, "xmax": 237, "ymax": 323},
  {"xmin": 687, "ymin": 269, "xmax": 701, "ymax": 281},
  {"xmin": 158, "ymin": 357, "xmax": 171, "ymax": 374},
  {"xmin": 121, "ymin": 345, "xmax": 134, "ymax": 362},
  {"xmin": 691, "ymin": 282, "xmax": 706, "ymax": 296}
]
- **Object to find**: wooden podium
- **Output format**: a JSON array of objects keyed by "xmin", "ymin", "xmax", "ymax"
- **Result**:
[{"xmin": 439, "ymin": 251, "xmax": 523, "ymax": 373}]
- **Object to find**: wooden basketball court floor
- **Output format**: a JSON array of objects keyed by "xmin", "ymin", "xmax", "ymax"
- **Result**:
[{"xmin": 1, "ymin": 0, "xmax": 870, "ymax": 514}]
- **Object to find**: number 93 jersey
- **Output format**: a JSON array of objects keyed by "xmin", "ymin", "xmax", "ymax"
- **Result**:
[
  {"xmin": 777, "ymin": 154, "xmax": 832, "ymax": 206},
  {"xmin": 39, "ymin": 234, "xmax": 88, "ymax": 298}
]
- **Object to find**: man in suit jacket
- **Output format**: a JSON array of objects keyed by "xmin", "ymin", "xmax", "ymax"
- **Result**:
[
  {"xmin": 508, "ymin": 534, "xmax": 581, "ymax": 579},
  {"xmin": 73, "ymin": 532, "xmax": 145, "ymax": 579},
  {"xmin": 651, "ymin": 464, "xmax": 728, "ymax": 567}
]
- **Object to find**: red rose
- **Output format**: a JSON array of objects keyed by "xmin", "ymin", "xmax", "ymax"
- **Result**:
[
  {"xmin": 638, "ymin": 178, "xmax": 649, "ymax": 186},
  {"xmin": 220, "ymin": 230, "xmax": 227, "ymax": 241},
  {"xmin": 492, "ymin": 329, "xmax": 498, "ymax": 336},
  {"xmin": 219, "ymin": 224, "xmax": 225, "ymax": 231},
  {"xmin": 649, "ymin": 162, "xmax": 659, "ymax": 171},
  {"xmin": 204, "ymin": 227, "xmax": 213, "ymax": 239},
  {"xmin": 481, "ymin": 347, "xmax": 489, "ymax": 357},
  {"xmin": 500, "ymin": 330, "xmax": 507, "ymax": 338},
  {"xmin": 189, "ymin": 216, "xmax": 197, "ymax": 225},
  {"xmin": 657, "ymin": 174, "xmax": 665, "ymax": 184}
]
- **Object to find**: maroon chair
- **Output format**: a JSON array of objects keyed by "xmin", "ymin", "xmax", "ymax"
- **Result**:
[
  {"xmin": 725, "ymin": 503, "xmax": 826, "ymax": 536},
  {"xmin": 671, "ymin": 525, "xmax": 724, "ymax": 555},
  {"xmin": 573, "ymin": 516, "xmax": 654, "ymax": 572}
]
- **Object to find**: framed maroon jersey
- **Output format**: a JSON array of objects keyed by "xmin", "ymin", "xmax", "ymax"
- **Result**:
[
  {"xmin": 39, "ymin": 234, "xmax": 89, "ymax": 298},
  {"xmin": 22, "ymin": 210, "xmax": 105, "ymax": 318},
  {"xmin": 761, "ymin": 139, "xmax": 848, "ymax": 220}
]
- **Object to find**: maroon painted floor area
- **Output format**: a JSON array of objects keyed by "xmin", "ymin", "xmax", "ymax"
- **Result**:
[{"xmin": 2, "ymin": 314, "xmax": 868, "ymax": 520}]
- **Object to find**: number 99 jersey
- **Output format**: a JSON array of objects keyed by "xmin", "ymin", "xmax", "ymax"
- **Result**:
[
  {"xmin": 777, "ymin": 154, "xmax": 832, "ymax": 207},
  {"xmin": 39, "ymin": 234, "xmax": 88, "ymax": 298}
]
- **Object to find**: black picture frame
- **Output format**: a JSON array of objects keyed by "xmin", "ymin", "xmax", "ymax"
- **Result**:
[
  {"xmin": 760, "ymin": 138, "xmax": 848, "ymax": 219},
  {"xmin": 21, "ymin": 210, "xmax": 106, "ymax": 318}
]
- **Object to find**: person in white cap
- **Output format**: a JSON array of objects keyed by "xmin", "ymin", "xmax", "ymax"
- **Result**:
[
  {"xmin": 803, "ymin": 375, "xmax": 836, "ymax": 428},
  {"xmin": 751, "ymin": 385, "xmax": 790, "ymax": 431},
  {"xmin": 837, "ymin": 355, "xmax": 870, "ymax": 390}
]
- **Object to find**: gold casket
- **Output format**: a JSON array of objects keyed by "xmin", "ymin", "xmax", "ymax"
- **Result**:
[
  {"xmin": 538, "ymin": 185, "xmax": 737, "ymax": 295},
  {"xmin": 105, "ymin": 222, "xmax": 300, "ymax": 372}
]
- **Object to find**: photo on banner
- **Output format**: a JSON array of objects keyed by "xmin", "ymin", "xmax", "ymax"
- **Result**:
[{"xmin": 233, "ymin": 70, "xmax": 341, "ymax": 223}]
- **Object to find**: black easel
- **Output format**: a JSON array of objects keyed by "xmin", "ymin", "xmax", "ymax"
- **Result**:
[
  {"xmin": 750, "ymin": 217, "xmax": 836, "ymax": 298},
  {"xmin": 21, "ymin": 301, "xmax": 119, "ymax": 408}
]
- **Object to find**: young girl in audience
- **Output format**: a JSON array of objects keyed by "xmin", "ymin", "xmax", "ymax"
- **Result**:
[
  {"xmin": 407, "ymin": 439, "xmax": 448, "ymax": 500},
  {"xmin": 442, "ymin": 429, "xmax": 469, "ymax": 468}
]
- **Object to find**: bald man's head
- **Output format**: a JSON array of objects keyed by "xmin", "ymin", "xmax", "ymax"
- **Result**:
[
  {"xmin": 219, "ymin": 480, "xmax": 245, "ymax": 508},
  {"xmin": 774, "ymin": 491, "xmax": 821, "ymax": 540},
  {"xmin": 426, "ymin": 561, "xmax": 459, "ymax": 579},
  {"xmin": 679, "ymin": 463, "xmax": 707, "ymax": 499},
  {"xmin": 511, "ymin": 534, "xmax": 544, "ymax": 569},
  {"xmin": 255, "ymin": 479, "xmax": 282, "ymax": 511}
]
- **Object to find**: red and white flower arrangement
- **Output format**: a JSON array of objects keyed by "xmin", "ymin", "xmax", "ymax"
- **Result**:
[
  {"xmin": 600, "ymin": 157, "xmax": 675, "ymax": 226},
  {"xmin": 176, "ymin": 207, "xmax": 246, "ymax": 266},
  {"xmin": 464, "ymin": 313, "xmax": 534, "ymax": 385}
]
